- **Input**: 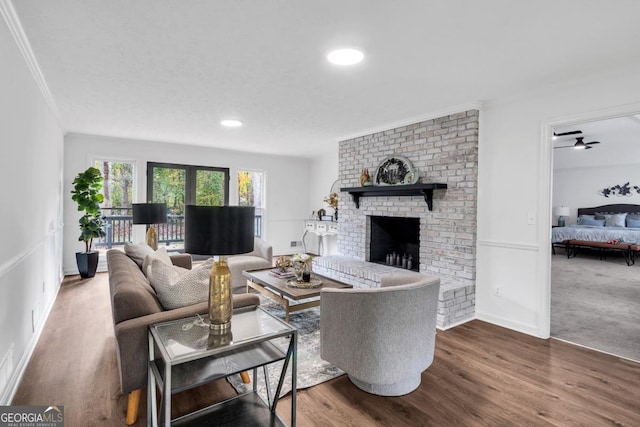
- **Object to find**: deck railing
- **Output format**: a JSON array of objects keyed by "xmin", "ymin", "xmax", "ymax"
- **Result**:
[{"xmin": 95, "ymin": 207, "xmax": 262, "ymax": 249}]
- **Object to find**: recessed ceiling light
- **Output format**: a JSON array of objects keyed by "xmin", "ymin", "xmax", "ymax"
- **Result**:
[
  {"xmin": 221, "ymin": 119, "xmax": 242, "ymax": 127},
  {"xmin": 327, "ymin": 48, "xmax": 364, "ymax": 66}
]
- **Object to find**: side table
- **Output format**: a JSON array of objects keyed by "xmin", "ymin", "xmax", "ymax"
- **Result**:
[{"xmin": 147, "ymin": 306, "xmax": 297, "ymax": 426}]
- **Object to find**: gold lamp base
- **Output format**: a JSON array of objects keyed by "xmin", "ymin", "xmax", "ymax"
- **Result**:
[
  {"xmin": 146, "ymin": 226, "xmax": 158, "ymax": 251},
  {"xmin": 208, "ymin": 259, "xmax": 232, "ymax": 333}
]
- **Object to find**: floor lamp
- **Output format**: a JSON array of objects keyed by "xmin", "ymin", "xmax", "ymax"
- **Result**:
[
  {"xmin": 132, "ymin": 203, "xmax": 167, "ymax": 250},
  {"xmin": 184, "ymin": 205, "xmax": 255, "ymax": 333}
]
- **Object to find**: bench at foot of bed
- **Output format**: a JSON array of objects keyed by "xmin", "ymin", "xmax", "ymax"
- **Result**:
[{"xmin": 562, "ymin": 239, "xmax": 640, "ymax": 266}]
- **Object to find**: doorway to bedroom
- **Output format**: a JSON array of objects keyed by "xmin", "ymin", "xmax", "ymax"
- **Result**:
[{"xmin": 551, "ymin": 113, "xmax": 640, "ymax": 362}]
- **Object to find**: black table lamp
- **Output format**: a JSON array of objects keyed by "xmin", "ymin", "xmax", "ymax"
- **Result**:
[
  {"xmin": 132, "ymin": 203, "xmax": 168, "ymax": 250},
  {"xmin": 184, "ymin": 205, "xmax": 255, "ymax": 333}
]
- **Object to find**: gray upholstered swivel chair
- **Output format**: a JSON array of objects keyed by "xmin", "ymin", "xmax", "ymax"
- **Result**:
[{"xmin": 320, "ymin": 273, "xmax": 440, "ymax": 396}]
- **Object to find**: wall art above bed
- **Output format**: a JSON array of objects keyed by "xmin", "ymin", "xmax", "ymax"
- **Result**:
[{"xmin": 597, "ymin": 182, "xmax": 640, "ymax": 198}]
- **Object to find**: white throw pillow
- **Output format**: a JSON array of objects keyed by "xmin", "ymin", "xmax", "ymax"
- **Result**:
[
  {"xmin": 150, "ymin": 258, "xmax": 214, "ymax": 310},
  {"xmin": 142, "ymin": 246, "xmax": 173, "ymax": 278},
  {"xmin": 124, "ymin": 242, "xmax": 155, "ymax": 267}
]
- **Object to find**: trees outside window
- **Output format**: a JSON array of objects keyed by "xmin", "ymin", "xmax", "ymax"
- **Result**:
[
  {"xmin": 147, "ymin": 162, "xmax": 230, "ymax": 247},
  {"xmin": 93, "ymin": 160, "xmax": 135, "ymax": 248},
  {"xmin": 238, "ymin": 170, "xmax": 264, "ymax": 237}
]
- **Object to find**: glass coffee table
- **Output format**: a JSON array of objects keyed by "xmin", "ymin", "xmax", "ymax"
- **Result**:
[
  {"xmin": 147, "ymin": 306, "xmax": 297, "ymax": 426},
  {"xmin": 243, "ymin": 268, "xmax": 352, "ymax": 323}
]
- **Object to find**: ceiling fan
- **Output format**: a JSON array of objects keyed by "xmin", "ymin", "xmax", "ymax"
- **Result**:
[{"xmin": 554, "ymin": 136, "xmax": 601, "ymax": 150}]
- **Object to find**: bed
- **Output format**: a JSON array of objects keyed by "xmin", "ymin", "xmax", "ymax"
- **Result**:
[
  {"xmin": 551, "ymin": 204, "xmax": 640, "ymax": 265},
  {"xmin": 552, "ymin": 204, "xmax": 640, "ymax": 244}
]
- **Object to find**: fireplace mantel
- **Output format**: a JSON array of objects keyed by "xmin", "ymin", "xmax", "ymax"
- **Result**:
[{"xmin": 340, "ymin": 183, "xmax": 447, "ymax": 211}]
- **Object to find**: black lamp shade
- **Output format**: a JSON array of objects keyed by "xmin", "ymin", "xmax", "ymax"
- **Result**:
[
  {"xmin": 132, "ymin": 203, "xmax": 168, "ymax": 224},
  {"xmin": 184, "ymin": 205, "xmax": 255, "ymax": 256}
]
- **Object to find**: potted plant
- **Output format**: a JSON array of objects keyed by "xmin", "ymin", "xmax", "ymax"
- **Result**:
[{"xmin": 71, "ymin": 166, "xmax": 106, "ymax": 278}]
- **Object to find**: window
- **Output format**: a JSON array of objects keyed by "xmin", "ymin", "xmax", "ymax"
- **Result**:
[
  {"xmin": 93, "ymin": 159, "xmax": 135, "ymax": 249},
  {"xmin": 147, "ymin": 162, "xmax": 230, "ymax": 246},
  {"xmin": 238, "ymin": 170, "xmax": 264, "ymax": 237}
]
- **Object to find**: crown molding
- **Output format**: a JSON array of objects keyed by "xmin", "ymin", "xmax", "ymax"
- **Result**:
[
  {"xmin": 0, "ymin": 0, "xmax": 60, "ymax": 123},
  {"xmin": 335, "ymin": 101, "xmax": 483, "ymax": 142}
]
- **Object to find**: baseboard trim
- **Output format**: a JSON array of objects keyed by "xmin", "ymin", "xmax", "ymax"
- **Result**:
[
  {"xmin": 475, "ymin": 311, "xmax": 541, "ymax": 338},
  {"xmin": 436, "ymin": 315, "xmax": 476, "ymax": 331}
]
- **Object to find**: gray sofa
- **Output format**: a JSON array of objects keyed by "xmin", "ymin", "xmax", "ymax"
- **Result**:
[
  {"xmin": 320, "ymin": 272, "xmax": 440, "ymax": 396},
  {"xmin": 106, "ymin": 249, "xmax": 259, "ymax": 425}
]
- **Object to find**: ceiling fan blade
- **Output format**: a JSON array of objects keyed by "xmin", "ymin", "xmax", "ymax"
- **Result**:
[
  {"xmin": 553, "ymin": 130, "xmax": 583, "ymax": 137},
  {"xmin": 585, "ymin": 146, "xmax": 593, "ymax": 149},
  {"xmin": 553, "ymin": 146, "xmax": 574, "ymax": 149},
  {"xmin": 585, "ymin": 141, "xmax": 600, "ymax": 145}
]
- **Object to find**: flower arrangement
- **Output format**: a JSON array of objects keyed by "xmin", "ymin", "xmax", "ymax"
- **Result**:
[
  {"xmin": 324, "ymin": 192, "xmax": 338, "ymax": 210},
  {"xmin": 291, "ymin": 253, "xmax": 313, "ymax": 282},
  {"xmin": 291, "ymin": 253, "xmax": 312, "ymax": 265}
]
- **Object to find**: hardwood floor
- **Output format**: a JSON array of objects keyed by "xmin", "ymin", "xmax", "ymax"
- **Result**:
[{"xmin": 12, "ymin": 272, "xmax": 640, "ymax": 426}]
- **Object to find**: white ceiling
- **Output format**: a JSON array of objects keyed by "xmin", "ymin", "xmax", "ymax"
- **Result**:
[{"xmin": 11, "ymin": 1, "xmax": 640, "ymax": 158}]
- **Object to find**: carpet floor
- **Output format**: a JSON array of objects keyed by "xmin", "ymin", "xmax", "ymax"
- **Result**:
[
  {"xmin": 228, "ymin": 297, "xmax": 344, "ymax": 398},
  {"xmin": 551, "ymin": 250, "xmax": 640, "ymax": 362}
]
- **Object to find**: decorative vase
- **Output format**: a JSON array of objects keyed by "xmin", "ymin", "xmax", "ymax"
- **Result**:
[
  {"xmin": 302, "ymin": 262, "xmax": 312, "ymax": 282},
  {"xmin": 293, "ymin": 261, "xmax": 305, "ymax": 282}
]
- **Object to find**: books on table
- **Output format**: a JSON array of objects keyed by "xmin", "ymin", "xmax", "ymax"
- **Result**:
[{"xmin": 269, "ymin": 268, "xmax": 295, "ymax": 279}]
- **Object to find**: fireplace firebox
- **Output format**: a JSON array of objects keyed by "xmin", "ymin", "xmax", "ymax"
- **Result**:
[{"xmin": 369, "ymin": 216, "xmax": 419, "ymax": 271}]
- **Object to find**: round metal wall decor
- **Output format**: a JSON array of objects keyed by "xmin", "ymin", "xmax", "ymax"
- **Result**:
[{"xmin": 374, "ymin": 155, "xmax": 418, "ymax": 186}]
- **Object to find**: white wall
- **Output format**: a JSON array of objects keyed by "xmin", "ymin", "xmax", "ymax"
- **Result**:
[
  {"xmin": 477, "ymin": 63, "xmax": 640, "ymax": 337},
  {"xmin": 63, "ymin": 133, "xmax": 313, "ymax": 273},
  {"xmin": 306, "ymin": 148, "xmax": 339, "ymax": 255},
  {"xmin": 553, "ymin": 165, "xmax": 640, "ymax": 225},
  {"xmin": 0, "ymin": 17, "xmax": 64, "ymax": 403}
]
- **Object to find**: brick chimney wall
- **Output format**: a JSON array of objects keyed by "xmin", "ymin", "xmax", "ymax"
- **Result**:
[{"xmin": 337, "ymin": 110, "xmax": 479, "ymax": 289}]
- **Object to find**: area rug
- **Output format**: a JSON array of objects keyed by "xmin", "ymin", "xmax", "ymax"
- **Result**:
[
  {"xmin": 551, "ymin": 252, "xmax": 640, "ymax": 362},
  {"xmin": 227, "ymin": 298, "xmax": 344, "ymax": 398}
]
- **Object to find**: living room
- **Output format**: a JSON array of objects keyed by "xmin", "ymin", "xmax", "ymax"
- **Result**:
[{"xmin": 2, "ymin": 1, "xmax": 640, "ymax": 425}]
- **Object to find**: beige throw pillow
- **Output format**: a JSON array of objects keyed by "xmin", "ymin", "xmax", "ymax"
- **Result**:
[
  {"xmin": 142, "ymin": 246, "xmax": 173, "ymax": 278},
  {"xmin": 124, "ymin": 242, "xmax": 155, "ymax": 267},
  {"xmin": 149, "ymin": 258, "xmax": 214, "ymax": 310}
]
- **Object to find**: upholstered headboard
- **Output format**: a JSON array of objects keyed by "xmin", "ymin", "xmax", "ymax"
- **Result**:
[{"xmin": 577, "ymin": 204, "xmax": 640, "ymax": 216}]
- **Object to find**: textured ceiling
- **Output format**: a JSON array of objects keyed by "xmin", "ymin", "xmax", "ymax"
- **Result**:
[{"xmin": 11, "ymin": 0, "xmax": 640, "ymax": 157}]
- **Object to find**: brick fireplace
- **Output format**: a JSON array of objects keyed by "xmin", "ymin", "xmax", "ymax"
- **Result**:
[
  {"xmin": 369, "ymin": 215, "xmax": 420, "ymax": 271},
  {"xmin": 335, "ymin": 110, "xmax": 478, "ymax": 327}
]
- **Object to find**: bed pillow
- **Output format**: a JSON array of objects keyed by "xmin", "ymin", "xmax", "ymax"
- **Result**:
[
  {"xmin": 627, "ymin": 218, "xmax": 640, "ymax": 228},
  {"xmin": 577, "ymin": 215, "xmax": 596, "ymax": 225},
  {"xmin": 579, "ymin": 217, "xmax": 605, "ymax": 227},
  {"xmin": 627, "ymin": 214, "xmax": 640, "ymax": 227},
  {"xmin": 603, "ymin": 213, "xmax": 627, "ymax": 227},
  {"xmin": 149, "ymin": 258, "xmax": 214, "ymax": 310}
]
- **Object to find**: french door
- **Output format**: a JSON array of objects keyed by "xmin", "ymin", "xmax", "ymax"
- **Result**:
[
  {"xmin": 146, "ymin": 162, "xmax": 229, "ymax": 246},
  {"xmin": 147, "ymin": 162, "xmax": 229, "ymax": 212}
]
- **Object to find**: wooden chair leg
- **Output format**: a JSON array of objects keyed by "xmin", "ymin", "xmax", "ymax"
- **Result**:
[
  {"xmin": 240, "ymin": 371, "xmax": 251, "ymax": 383},
  {"xmin": 126, "ymin": 389, "xmax": 142, "ymax": 425}
]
